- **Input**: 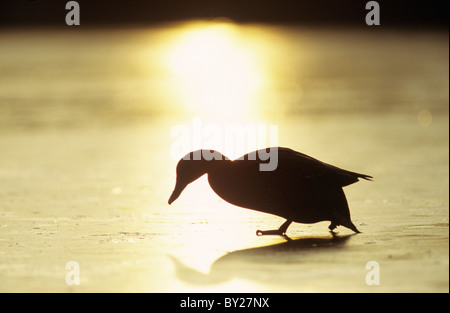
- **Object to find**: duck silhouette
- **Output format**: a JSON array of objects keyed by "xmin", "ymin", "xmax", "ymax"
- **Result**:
[{"xmin": 168, "ymin": 147, "xmax": 372, "ymax": 236}]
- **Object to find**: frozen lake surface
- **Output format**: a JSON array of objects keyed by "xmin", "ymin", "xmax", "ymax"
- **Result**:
[{"xmin": 0, "ymin": 23, "xmax": 448, "ymax": 292}]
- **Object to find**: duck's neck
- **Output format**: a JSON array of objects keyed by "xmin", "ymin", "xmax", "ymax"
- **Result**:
[{"xmin": 193, "ymin": 149, "xmax": 231, "ymax": 174}]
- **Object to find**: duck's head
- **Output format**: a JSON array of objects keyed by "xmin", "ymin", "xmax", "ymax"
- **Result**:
[{"xmin": 168, "ymin": 150, "xmax": 226, "ymax": 204}]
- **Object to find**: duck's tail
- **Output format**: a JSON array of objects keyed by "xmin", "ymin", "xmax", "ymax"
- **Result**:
[
  {"xmin": 356, "ymin": 173, "xmax": 373, "ymax": 182},
  {"xmin": 339, "ymin": 170, "xmax": 373, "ymax": 186}
]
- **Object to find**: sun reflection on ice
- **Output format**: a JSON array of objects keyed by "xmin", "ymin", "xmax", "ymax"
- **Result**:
[{"xmin": 166, "ymin": 21, "xmax": 267, "ymax": 118}]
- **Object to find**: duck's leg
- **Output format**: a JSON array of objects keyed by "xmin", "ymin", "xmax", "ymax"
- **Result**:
[
  {"xmin": 257, "ymin": 220, "xmax": 292, "ymax": 237},
  {"xmin": 328, "ymin": 222, "xmax": 337, "ymax": 231},
  {"xmin": 328, "ymin": 222, "xmax": 338, "ymax": 237}
]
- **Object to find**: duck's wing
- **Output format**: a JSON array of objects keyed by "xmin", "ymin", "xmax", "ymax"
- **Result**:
[
  {"xmin": 276, "ymin": 148, "xmax": 372, "ymax": 187},
  {"xmin": 212, "ymin": 148, "xmax": 371, "ymax": 207}
]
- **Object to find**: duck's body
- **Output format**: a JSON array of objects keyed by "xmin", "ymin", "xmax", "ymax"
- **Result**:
[{"xmin": 169, "ymin": 147, "xmax": 372, "ymax": 235}]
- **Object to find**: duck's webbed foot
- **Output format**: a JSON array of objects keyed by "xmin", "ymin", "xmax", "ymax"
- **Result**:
[
  {"xmin": 328, "ymin": 222, "xmax": 338, "ymax": 237},
  {"xmin": 257, "ymin": 220, "xmax": 292, "ymax": 237},
  {"xmin": 256, "ymin": 229, "xmax": 283, "ymax": 236},
  {"xmin": 328, "ymin": 222, "xmax": 337, "ymax": 231}
]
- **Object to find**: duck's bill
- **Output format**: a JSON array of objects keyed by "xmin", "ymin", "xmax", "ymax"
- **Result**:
[
  {"xmin": 168, "ymin": 191, "xmax": 179, "ymax": 205},
  {"xmin": 168, "ymin": 183, "xmax": 186, "ymax": 205}
]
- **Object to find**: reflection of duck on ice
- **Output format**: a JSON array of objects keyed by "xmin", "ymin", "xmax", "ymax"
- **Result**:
[
  {"xmin": 169, "ymin": 147, "xmax": 372, "ymax": 236},
  {"xmin": 169, "ymin": 234, "xmax": 354, "ymax": 285}
]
